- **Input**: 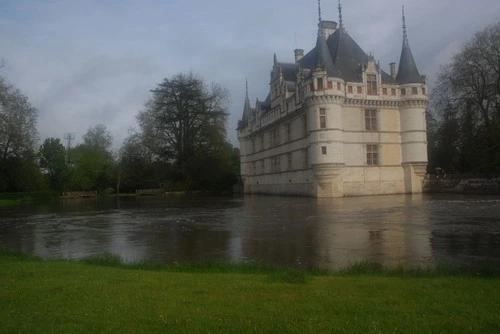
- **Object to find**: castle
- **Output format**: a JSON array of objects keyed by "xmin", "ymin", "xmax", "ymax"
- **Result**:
[{"xmin": 237, "ymin": 3, "xmax": 428, "ymax": 197}]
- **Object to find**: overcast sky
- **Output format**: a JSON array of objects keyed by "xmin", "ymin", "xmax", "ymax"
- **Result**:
[{"xmin": 1, "ymin": 0, "xmax": 499, "ymax": 150}]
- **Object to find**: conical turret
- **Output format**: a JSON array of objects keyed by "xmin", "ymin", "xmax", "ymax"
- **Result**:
[{"xmin": 396, "ymin": 6, "xmax": 422, "ymax": 84}]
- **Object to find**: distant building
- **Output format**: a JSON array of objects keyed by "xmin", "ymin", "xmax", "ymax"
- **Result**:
[{"xmin": 237, "ymin": 4, "xmax": 428, "ymax": 197}]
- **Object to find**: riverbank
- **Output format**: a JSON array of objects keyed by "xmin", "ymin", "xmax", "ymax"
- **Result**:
[{"xmin": 1, "ymin": 252, "xmax": 498, "ymax": 333}]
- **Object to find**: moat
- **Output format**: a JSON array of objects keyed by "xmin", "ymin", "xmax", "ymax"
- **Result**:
[{"xmin": 1, "ymin": 193, "xmax": 499, "ymax": 270}]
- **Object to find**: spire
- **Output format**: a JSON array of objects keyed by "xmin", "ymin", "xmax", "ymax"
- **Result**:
[
  {"xmin": 318, "ymin": 0, "xmax": 322, "ymax": 25},
  {"xmin": 338, "ymin": 0, "xmax": 344, "ymax": 30},
  {"xmin": 396, "ymin": 6, "xmax": 422, "ymax": 84},
  {"xmin": 402, "ymin": 5, "xmax": 408, "ymax": 47},
  {"xmin": 244, "ymin": 78, "xmax": 250, "ymax": 111},
  {"xmin": 245, "ymin": 78, "xmax": 249, "ymax": 99}
]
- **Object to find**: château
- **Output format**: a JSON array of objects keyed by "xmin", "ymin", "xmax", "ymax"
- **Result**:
[{"xmin": 237, "ymin": 4, "xmax": 428, "ymax": 197}]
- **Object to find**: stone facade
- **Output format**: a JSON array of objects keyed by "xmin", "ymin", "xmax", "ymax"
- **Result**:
[{"xmin": 238, "ymin": 8, "xmax": 428, "ymax": 198}]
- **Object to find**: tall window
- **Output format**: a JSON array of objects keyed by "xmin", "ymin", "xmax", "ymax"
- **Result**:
[
  {"xmin": 401, "ymin": 88, "xmax": 406, "ymax": 96},
  {"xmin": 304, "ymin": 148, "xmax": 309, "ymax": 168},
  {"xmin": 303, "ymin": 115, "xmax": 308, "ymax": 137},
  {"xmin": 365, "ymin": 109, "xmax": 377, "ymax": 131},
  {"xmin": 260, "ymin": 135, "xmax": 264, "ymax": 151},
  {"xmin": 366, "ymin": 144, "xmax": 379, "ymax": 166},
  {"xmin": 287, "ymin": 153, "xmax": 293, "ymax": 171},
  {"xmin": 317, "ymin": 78, "xmax": 323, "ymax": 90},
  {"xmin": 321, "ymin": 146, "xmax": 327, "ymax": 155},
  {"xmin": 348, "ymin": 86, "xmax": 353, "ymax": 93},
  {"xmin": 319, "ymin": 108, "xmax": 326, "ymax": 129},
  {"xmin": 327, "ymin": 81, "xmax": 333, "ymax": 89},
  {"xmin": 273, "ymin": 128, "xmax": 280, "ymax": 147},
  {"xmin": 367, "ymin": 74, "xmax": 377, "ymax": 95},
  {"xmin": 411, "ymin": 87, "xmax": 418, "ymax": 95},
  {"xmin": 357, "ymin": 86, "xmax": 362, "ymax": 94}
]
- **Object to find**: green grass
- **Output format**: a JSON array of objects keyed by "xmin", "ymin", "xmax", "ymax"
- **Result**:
[
  {"xmin": 0, "ymin": 251, "xmax": 499, "ymax": 333},
  {"xmin": 0, "ymin": 199, "xmax": 21, "ymax": 207}
]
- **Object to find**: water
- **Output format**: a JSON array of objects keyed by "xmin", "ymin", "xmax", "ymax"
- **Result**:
[{"xmin": 1, "ymin": 193, "xmax": 499, "ymax": 270}]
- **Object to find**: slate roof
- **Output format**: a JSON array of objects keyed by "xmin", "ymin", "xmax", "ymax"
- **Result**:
[{"xmin": 396, "ymin": 43, "xmax": 422, "ymax": 84}]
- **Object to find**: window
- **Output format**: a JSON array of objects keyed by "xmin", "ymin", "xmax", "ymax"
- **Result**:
[
  {"xmin": 273, "ymin": 128, "xmax": 280, "ymax": 147},
  {"xmin": 252, "ymin": 162, "xmax": 256, "ymax": 175},
  {"xmin": 357, "ymin": 86, "xmax": 362, "ymax": 94},
  {"xmin": 303, "ymin": 115, "xmax": 308, "ymax": 137},
  {"xmin": 310, "ymin": 83, "xmax": 314, "ymax": 91},
  {"xmin": 304, "ymin": 148, "xmax": 309, "ymax": 168},
  {"xmin": 337, "ymin": 82, "xmax": 341, "ymax": 90},
  {"xmin": 348, "ymin": 86, "xmax": 353, "ymax": 93},
  {"xmin": 321, "ymin": 146, "xmax": 327, "ymax": 155},
  {"xmin": 422, "ymin": 87, "xmax": 426, "ymax": 95},
  {"xmin": 382, "ymin": 88, "xmax": 387, "ymax": 95},
  {"xmin": 287, "ymin": 153, "xmax": 293, "ymax": 171},
  {"xmin": 411, "ymin": 87, "xmax": 418, "ymax": 95},
  {"xmin": 319, "ymin": 108, "xmax": 326, "ymax": 129},
  {"xmin": 273, "ymin": 156, "xmax": 280, "ymax": 172},
  {"xmin": 327, "ymin": 81, "xmax": 333, "ymax": 89},
  {"xmin": 260, "ymin": 160, "xmax": 264, "ymax": 173},
  {"xmin": 284, "ymin": 123, "xmax": 291, "ymax": 142},
  {"xmin": 317, "ymin": 78, "xmax": 323, "ymax": 90},
  {"xmin": 260, "ymin": 135, "xmax": 264, "ymax": 150},
  {"xmin": 252, "ymin": 138, "xmax": 256, "ymax": 153},
  {"xmin": 401, "ymin": 88, "xmax": 406, "ymax": 96},
  {"xmin": 365, "ymin": 109, "xmax": 377, "ymax": 131},
  {"xmin": 391, "ymin": 88, "xmax": 396, "ymax": 96},
  {"xmin": 367, "ymin": 74, "xmax": 377, "ymax": 95},
  {"xmin": 366, "ymin": 144, "xmax": 379, "ymax": 166}
]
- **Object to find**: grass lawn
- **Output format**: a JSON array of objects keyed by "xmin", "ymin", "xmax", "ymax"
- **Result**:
[{"xmin": 0, "ymin": 252, "xmax": 499, "ymax": 333}]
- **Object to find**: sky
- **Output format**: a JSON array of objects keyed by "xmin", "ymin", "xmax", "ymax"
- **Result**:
[{"xmin": 1, "ymin": 0, "xmax": 499, "ymax": 150}]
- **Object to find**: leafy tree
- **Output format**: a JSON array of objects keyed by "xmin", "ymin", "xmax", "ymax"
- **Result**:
[
  {"xmin": 39, "ymin": 138, "xmax": 67, "ymax": 190},
  {"xmin": 0, "ymin": 76, "xmax": 40, "ymax": 191},
  {"xmin": 67, "ymin": 124, "xmax": 116, "ymax": 191},
  {"xmin": 432, "ymin": 22, "xmax": 500, "ymax": 173},
  {"xmin": 137, "ymin": 73, "xmax": 233, "ymax": 189},
  {"xmin": 119, "ymin": 131, "xmax": 157, "ymax": 192}
]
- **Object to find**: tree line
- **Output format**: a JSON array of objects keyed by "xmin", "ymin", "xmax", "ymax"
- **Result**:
[
  {"xmin": 428, "ymin": 22, "xmax": 500, "ymax": 174},
  {"xmin": 0, "ymin": 72, "xmax": 240, "ymax": 194}
]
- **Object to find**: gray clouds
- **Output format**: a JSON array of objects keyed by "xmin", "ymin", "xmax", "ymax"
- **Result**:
[{"xmin": 1, "ymin": 0, "xmax": 499, "ymax": 149}]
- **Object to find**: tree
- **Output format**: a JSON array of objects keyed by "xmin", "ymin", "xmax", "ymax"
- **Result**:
[
  {"xmin": 0, "ymin": 76, "xmax": 40, "ymax": 191},
  {"xmin": 137, "ymin": 73, "xmax": 231, "ymax": 188},
  {"xmin": 138, "ymin": 73, "xmax": 228, "ymax": 166},
  {"xmin": 119, "ymin": 131, "xmax": 157, "ymax": 192},
  {"xmin": 67, "ymin": 124, "xmax": 116, "ymax": 191},
  {"xmin": 432, "ymin": 22, "xmax": 500, "ymax": 173},
  {"xmin": 83, "ymin": 123, "xmax": 113, "ymax": 153},
  {"xmin": 39, "ymin": 138, "xmax": 67, "ymax": 190}
]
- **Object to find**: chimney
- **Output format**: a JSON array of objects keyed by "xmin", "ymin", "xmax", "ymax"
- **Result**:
[
  {"xmin": 294, "ymin": 49, "xmax": 304, "ymax": 62},
  {"xmin": 389, "ymin": 62, "xmax": 396, "ymax": 79},
  {"xmin": 318, "ymin": 21, "xmax": 338, "ymax": 39}
]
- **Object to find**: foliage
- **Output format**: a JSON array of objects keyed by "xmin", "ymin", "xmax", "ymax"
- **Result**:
[
  {"xmin": 0, "ymin": 76, "xmax": 41, "ymax": 191},
  {"xmin": 136, "ymin": 73, "xmax": 238, "ymax": 191},
  {"xmin": 118, "ymin": 131, "xmax": 159, "ymax": 192},
  {"xmin": 432, "ymin": 22, "xmax": 500, "ymax": 173},
  {"xmin": 39, "ymin": 137, "xmax": 67, "ymax": 190},
  {"xmin": 66, "ymin": 124, "xmax": 116, "ymax": 191}
]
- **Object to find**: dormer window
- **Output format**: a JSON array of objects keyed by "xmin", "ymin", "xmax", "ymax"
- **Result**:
[
  {"xmin": 367, "ymin": 74, "xmax": 377, "ymax": 95},
  {"xmin": 317, "ymin": 78, "xmax": 323, "ymax": 90}
]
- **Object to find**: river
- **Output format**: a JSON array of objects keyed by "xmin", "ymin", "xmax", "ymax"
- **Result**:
[{"xmin": 1, "ymin": 193, "xmax": 499, "ymax": 270}]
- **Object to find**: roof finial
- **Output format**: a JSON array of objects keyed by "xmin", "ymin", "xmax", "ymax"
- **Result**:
[
  {"xmin": 338, "ymin": 0, "xmax": 344, "ymax": 29},
  {"xmin": 245, "ymin": 78, "xmax": 249, "ymax": 98},
  {"xmin": 402, "ymin": 5, "xmax": 408, "ymax": 46},
  {"xmin": 318, "ymin": 0, "xmax": 322, "ymax": 24}
]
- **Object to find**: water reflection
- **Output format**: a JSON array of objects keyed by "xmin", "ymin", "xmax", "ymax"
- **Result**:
[{"xmin": 0, "ymin": 194, "xmax": 499, "ymax": 270}]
